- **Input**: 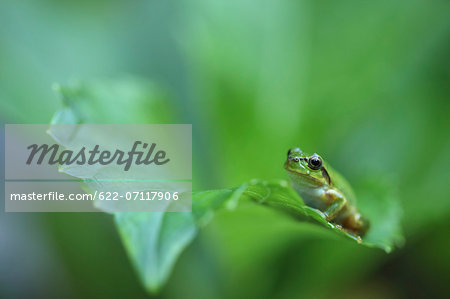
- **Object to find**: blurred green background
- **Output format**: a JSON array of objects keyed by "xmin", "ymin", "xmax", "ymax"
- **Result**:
[{"xmin": 1, "ymin": 0, "xmax": 449, "ymax": 298}]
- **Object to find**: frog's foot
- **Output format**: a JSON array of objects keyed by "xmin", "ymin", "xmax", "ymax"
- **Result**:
[
  {"xmin": 355, "ymin": 235, "xmax": 362, "ymax": 244},
  {"xmin": 340, "ymin": 213, "xmax": 370, "ymax": 237},
  {"xmin": 332, "ymin": 222, "xmax": 363, "ymax": 243}
]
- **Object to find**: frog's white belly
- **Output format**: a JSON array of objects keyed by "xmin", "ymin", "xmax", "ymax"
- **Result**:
[{"xmin": 293, "ymin": 185, "xmax": 328, "ymax": 210}]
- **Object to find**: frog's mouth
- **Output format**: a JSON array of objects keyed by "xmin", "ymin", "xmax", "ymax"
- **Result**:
[{"xmin": 284, "ymin": 161, "xmax": 320, "ymax": 182}]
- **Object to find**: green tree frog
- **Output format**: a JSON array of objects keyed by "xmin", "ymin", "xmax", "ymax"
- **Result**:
[{"xmin": 284, "ymin": 147, "xmax": 369, "ymax": 237}]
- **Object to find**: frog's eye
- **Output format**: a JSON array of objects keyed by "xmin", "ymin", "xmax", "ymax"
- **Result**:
[{"xmin": 308, "ymin": 156, "xmax": 322, "ymax": 170}]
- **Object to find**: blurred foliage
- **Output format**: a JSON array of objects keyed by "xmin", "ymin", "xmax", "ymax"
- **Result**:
[
  {"xmin": 49, "ymin": 78, "xmax": 402, "ymax": 291},
  {"xmin": 1, "ymin": 0, "xmax": 449, "ymax": 298}
]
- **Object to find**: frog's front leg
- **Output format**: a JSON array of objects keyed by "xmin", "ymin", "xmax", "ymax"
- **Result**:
[{"xmin": 323, "ymin": 189, "xmax": 347, "ymax": 221}]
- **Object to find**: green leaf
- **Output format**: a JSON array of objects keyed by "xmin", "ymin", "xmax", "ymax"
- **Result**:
[
  {"xmin": 49, "ymin": 78, "xmax": 195, "ymax": 293},
  {"xmin": 239, "ymin": 179, "xmax": 404, "ymax": 253},
  {"xmin": 114, "ymin": 212, "xmax": 198, "ymax": 293},
  {"xmin": 49, "ymin": 78, "xmax": 251, "ymax": 293}
]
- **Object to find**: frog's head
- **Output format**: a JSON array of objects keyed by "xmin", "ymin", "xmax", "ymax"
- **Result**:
[{"xmin": 284, "ymin": 147, "xmax": 331, "ymax": 187}]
